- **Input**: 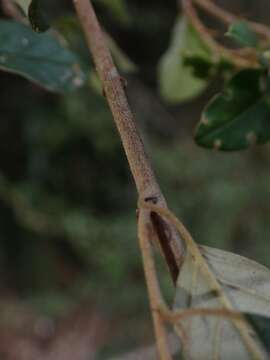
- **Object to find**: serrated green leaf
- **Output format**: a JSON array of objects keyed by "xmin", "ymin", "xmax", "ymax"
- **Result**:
[
  {"xmin": 158, "ymin": 16, "xmax": 212, "ymax": 103},
  {"xmin": 246, "ymin": 314, "xmax": 270, "ymax": 354},
  {"xmin": 0, "ymin": 20, "xmax": 86, "ymax": 92},
  {"xmin": 195, "ymin": 69, "xmax": 270, "ymax": 151},
  {"xmin": 226, "ymin": 20, "xmax": 258, "ymax": 48}
]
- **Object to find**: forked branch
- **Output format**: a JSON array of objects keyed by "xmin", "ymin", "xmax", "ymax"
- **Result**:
[
  {"xmin": 194, "ymin": 0, "xmax": 270, "ymax": 39},
  {"xmin": 181, "ymin": 0, "xmax": 259, "ymax": 68},
  {"xmin": 72, "ymin": 0, "xmax": 184, "ymax": 282}
]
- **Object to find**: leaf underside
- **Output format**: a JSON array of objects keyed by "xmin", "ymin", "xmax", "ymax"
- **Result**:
[{"xmin": 173, "ymin": 245, "xmax": 270, "ymax": 359}]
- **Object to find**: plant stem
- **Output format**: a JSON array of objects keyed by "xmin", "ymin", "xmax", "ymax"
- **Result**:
[
  {"xmin": 72, "ymin": 0, "xmax": 184, "ymax": 282},
  {"xmin": 1, "ymin": 0, "xmax": 25, "ymax": 21},
  {"xmin": 138, "ymin": 209, "xmax": 173, "ymax": 360},
  {"xmin": 73, "ymin": 0, "xmax": 157, "ymax": 199},
  {"xmin": 181, "ymin": 0, "xmax": 259, "ymax": 68},
  {"xmin": 194, "ymin": 0, "xmax": 270, "ymax": 40}
]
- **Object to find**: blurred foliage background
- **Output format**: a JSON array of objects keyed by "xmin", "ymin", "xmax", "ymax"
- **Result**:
[{"xmin": 0, "ymin": 0, "xmax": 269, "ymax": 358}]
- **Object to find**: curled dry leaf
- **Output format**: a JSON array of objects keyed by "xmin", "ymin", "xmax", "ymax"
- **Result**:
[
  {"xmin": 174, "ymin": 245, "xmax": 270, "ymax": 359},
  {"xmin": 140, "ymin": 202, "xmax": 270, "ymax": 360}
]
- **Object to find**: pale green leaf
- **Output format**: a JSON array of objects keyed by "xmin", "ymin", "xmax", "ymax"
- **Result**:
[{"xmin": 158, "ymin": 16, "xmax": 212, "ymax": 103}]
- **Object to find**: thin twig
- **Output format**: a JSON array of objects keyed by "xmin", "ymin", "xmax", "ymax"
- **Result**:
[
  {"xmin": 194, "ymin": 0, "xmax": 270, "ymax": 40},
  {"xmin": 1, "ymin": 0, "xmax": 25, "ymax": 21},
  {"xmin": 160, "ymin": 307, "xmax": 242, "ymax": 324},
  {"xmin": 139, "ymin": 200, "xmax": 265, "ymax": 359},
  {"xmin": 72, "ymin": 0, "xmax": 184, "ymax": 281},
  {"xmin": 138, "ymin": 209, "xmax": 173, "ymax": 360},
  {"xmin": 137, "ymin": 199, "xmax": 262, "ymax": 359},
  {"xmin": 73, "ymin": 0, "xmax": 159, "ymax": 199},
  {"xmin": 181, "ymin": 0, "xmax": 259, "ymax": 68}
]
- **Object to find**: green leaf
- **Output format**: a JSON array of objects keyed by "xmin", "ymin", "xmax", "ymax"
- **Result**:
[
  {"xmin": 247, "ymin": 314, "xmax": 270, "ymax": 354},
  {"xmin": 195, "ymin": 69, "xmax": 270, "ymax": 150},
  {"xmin": 28, "ymin": 0, "xmax": 50, "ymax": 32},
  {"xmin": 55, "ymin": 16, "xmax": 92, "ymax": 71},
  {"xmin": 93, "ymin": 0, "xmax": 131, "ymax": 26},
  {"xmin": 226, "ymin": 20, "xmax": 258, "ymax": 48},
  {"xmin": 106, "ymin": 33, "xmax": 137, "ymax": 73},
  {"xmin": 158, "ymin": 16, "xmax": 212, "ymax": 103},
  {"xmin": 0, "ymin": 20, "xmax": 85, "ymax": 92},
  {"xmin": 183, "ymin": 54, "xmax": 214, "ymax": 79},
  {"xmin": 27, "ymin": 0, "xmax": 62, "ymax": 33},
  {"xmin": 56, "ymin": 16, "xmax": 137, "ymax": 74}
]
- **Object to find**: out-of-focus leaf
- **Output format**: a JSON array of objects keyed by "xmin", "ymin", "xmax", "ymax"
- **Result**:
[
  {"xmin": 106, "ymin": 32, "xmax": 137, "ymax": 73},
  {"xmin": 183, "ymin": 54, "xmax": 214, "ymax": 79},
  {"xmin": 0, "ymin": 20, "xmax": 85, "ymax": 92},
  {"xmin": 89, "ymin": 71, "xmax": 103, "ymax": 95},
  {"xmin": 28, "ymin": 0, "xmax": 50, "ymax": 32},
  {"xmin": 174, "ymin": 245, "xmax": 270, "ymax": 359},
  {"xmin": 56, "ymin": 16, "xmax": 137, "ymax": 73},
  {"xmin": 56, "ymin": 15, "xmax": 136, "ymax": 96},
  {"xmin": 12, "ymin": 0, "xmax": 31, "ymax": 15},
  {"xmin": 195, "ymin": 69, "xmax": 270, "ymax": 150},
  {"xmin": 55, "ymin": 16, "xmax": 92, "ymax": 71},
  {"xmin": 158, "ymin": 16, "xmax": 212, "ymax": 103},
  {"xmin": 226, "ymin": 21, "xmax": 258, "ymax": 48},
  {"xmin": 247, "ymin": 314, "xmax": 270, "ymax": 354},
  {"xmin": 93, "ymin": 0, "xmax": 131, "ymax": 26}
]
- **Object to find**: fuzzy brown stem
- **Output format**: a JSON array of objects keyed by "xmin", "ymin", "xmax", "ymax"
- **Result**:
[
  {"xmin": 1, "ymin": 0, "xmax": 25, "ymax": 21},
  {"xmin": 72, "ymin": 0, "xmax": 184, "ymax": 280},
  {"xmin": 73, "ymin": 0, "xmax": 159, "ymax": 199}
]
